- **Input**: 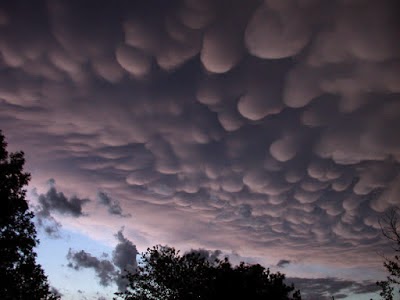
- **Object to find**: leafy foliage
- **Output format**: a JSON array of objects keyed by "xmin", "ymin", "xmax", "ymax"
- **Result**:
[
  {"xmin": 0, "ymin": 131, "xmax": 59, "ymax": 300},
  {"xmin": 116, "ymin": 245, "xmax": 301, "ymax": 300}
]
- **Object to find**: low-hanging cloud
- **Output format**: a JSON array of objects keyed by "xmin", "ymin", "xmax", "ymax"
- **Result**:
[
  {"xmin": 37, "ymin": 180, "xmax": 90, "ymax": 218},
  {"xmin": 277, "ymin": 259, "xmax": 291, "ymax": 268},
  {"xmin": 185, "ymin": 248, "xmax": 222, "ymax": 264},
  {"xmin": 67, "ymin": 229, "xmax": 138, "ymax": 291},
  {"xmin": 34, "ymin": 180, "xmax": 90, "ymax": 237},
  {"xmin": 113, "ymin": 229, "xmax": 138, "ymax": 291},
  {"xmin": 67, "ymin": 250, "xmax": 116, "ymax": 287},
  {"xmin": 97, "ymin": 191, "xmax": 131, "ymax": 218}
]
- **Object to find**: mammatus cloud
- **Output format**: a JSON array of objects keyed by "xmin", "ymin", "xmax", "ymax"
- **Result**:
[
  {"xmin": 67, "ymin": 229, "xmax": 138, "ymax": 291},
  {"xmin": 0, "ymin": 0, "xmax": 399, "ymax": 298}
]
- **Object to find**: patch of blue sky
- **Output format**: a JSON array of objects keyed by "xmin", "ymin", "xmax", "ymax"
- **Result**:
[{"xmin": 36, "ymin": 227, "xmax": 116, "ymax": 299}]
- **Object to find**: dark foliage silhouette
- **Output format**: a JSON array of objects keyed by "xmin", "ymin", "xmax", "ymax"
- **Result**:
[
  {"xmin": 377, "ymin": 208, "xmax": 400, "ymax": 300},
  {"xmin": 115, "ymin": 245, "xmax": 301, "ymax": 300},
  {"xmin": 0, "ymin": 131, "xmax": 59, "ymax": 300}
]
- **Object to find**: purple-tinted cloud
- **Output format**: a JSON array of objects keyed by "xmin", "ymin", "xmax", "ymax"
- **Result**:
[{"xmin": 1, "ymin": 0, "xmax": 399, "ymax": 298}]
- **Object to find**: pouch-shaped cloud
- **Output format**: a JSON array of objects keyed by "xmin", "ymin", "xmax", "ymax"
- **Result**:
[
  {"xmin": 237, "ymin": 82, "xmax": 282, "ymax": 120},
  {"xmin": 294, "ymin": 188, "xmax": 321, "ymax": 204},
  {"xmin": 178, "ymin": 0, "xmax": 215, "ymax": 30},
  {"xmin": 116, "ymin": 44, "xmax": 152, "ymax": 77},
  {"xmin": 126, "ymin": 168, "xmax": 160, "ymax": 186},
  {"xmin": 314, "ymin": 103, "xmax": 400, "ymax": 164},
  {"xmin": 270, "ymin": 134, "xmax": 299, "ymax": 162},
  {"xmin": 307, "ymin": 159, "xmax": 341, "ymax": 182},
  {"xmin": 156, "ymin": 35, "xmax": 201, "ymax": 71},
  {"xmin": 196, "ymin": 76, "xmax": 225, "ymax": 106},
  {"xmin": 307, "ymin": 0, "xmax": 400, "ymax": 66},
  {"xmin": 245, "ymin": 2, "xmax": 310, "ymax": 59},
  {"xmin": 283, "ymin": 65, "xmax": 322, "ymax": 108},
  {"xmin": 92, "ymin": 57, "xmax": 124, "ymax": 83},
  {"xmin": 371, "ymin": 175, "xmax": 400, "ymax": 213},
  {"xmin": 353, "ymin": 161, "xmax": 397, "ymax": 196},
  {"xmin": 218, "ymin": 111, "xmax": 244, "ymax": 132},
  {"xmin": 201, "ymin": 23, "xmax": 243, "ymax": 73},
  {"xmin": 123, "ymin": 19, "xmax": 160, "ymax": 53}
]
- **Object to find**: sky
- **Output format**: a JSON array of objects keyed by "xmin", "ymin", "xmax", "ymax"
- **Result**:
[{"xmin": 0, "ymin": 0, "xmax": 399, "ymax": 299}]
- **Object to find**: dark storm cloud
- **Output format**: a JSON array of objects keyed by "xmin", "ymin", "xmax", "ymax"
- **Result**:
[
  {"xmin": 97, "ymin": 191, "xmax": 131, "ymax": 217},
  {"xmin": 185, "ymin": 248, "xmax": 222, "ymax": 264},
  {"xmin": 67, "ymin": 229, "xmax": 138, "ymax": 290},
  {"xmin": 287, "ymin": 277, "xmax": 380, "ymax": 300},
  {"xmin": 113, "ymin": 229, "xmax": 138, "ymax": 291},
  {"xmin": 0, "ymin": 0, "xmax": 399, "ymax": 296},
  {"xmin": 277, "ymin": 259, "xmax": 291, "ymax": 268},
  {"xmin": 67, "ymin": 250, "xmax": 116, "ymax": 287},
  {"xmin": 37, "ymin": 181, "xmax": 90, "ymax": 217}
]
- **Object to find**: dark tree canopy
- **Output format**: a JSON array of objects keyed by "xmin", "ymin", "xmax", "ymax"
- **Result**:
[
  {"xmin": 0, "ymin": 131, "xmax": 59, "ymax": 300},
  {"xmin": 116, "ymin": 245, "xmax": 301, "ymax": 300}
]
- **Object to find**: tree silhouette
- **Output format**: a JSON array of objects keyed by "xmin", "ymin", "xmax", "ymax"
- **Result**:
[
  {"xmin": 0, "ymin": 131, "xmax": 59, "ymax": 300},
  {"xmin": 377, "ymin": 208, "xmax": 400, "ymax": 300},
  {"xmin": 116, "ymin": 245, "xmax": 301, "ymax": 300}
]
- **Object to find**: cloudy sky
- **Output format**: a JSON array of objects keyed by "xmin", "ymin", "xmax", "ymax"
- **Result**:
[{"xmin": 1, "ymin": 0, "xmax": 399, "ymax": 299}]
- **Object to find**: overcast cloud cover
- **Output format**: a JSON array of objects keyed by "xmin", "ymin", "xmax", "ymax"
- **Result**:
[{"xmin": 0, "ymin": 0, "xmax": 399, "ymax": 298}]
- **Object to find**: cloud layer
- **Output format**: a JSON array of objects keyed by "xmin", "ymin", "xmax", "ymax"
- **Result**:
[{"xmin": 1, "ymin": 0, "xmax": 399, "ymax": 298}]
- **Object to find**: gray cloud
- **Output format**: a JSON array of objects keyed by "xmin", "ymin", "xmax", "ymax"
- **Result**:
[
  {"xmin": 67, "ymin": 250, "xmax": 116, "ymax": 287},
  {"xmin": 67, "ymin": 229, "xmax": 138, "ymax": 290},
  {"xmin": 33, "ymin": 180, "xmax": 89, "ymax": 237},
  {"xmin": 113, "ymin": 229, "xmax": 138, "ymax": 291},
  {"xmin": 277, "ymin": 259, "xmax": 291, "ymax": 268},
  {"xmin": 97, "ymin": 191, "xmax": 131, "ymax": 217},
  {"xmin": 0, "ymin": 0, "xmax": 399, "ymax": 298},
  {"xmin": 185, "ymin": 248, "xmax": 222, "ymax": 264},
  {"xmin": 37, "ymin": 181, "xmax": 90, "ymax": 218}
]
